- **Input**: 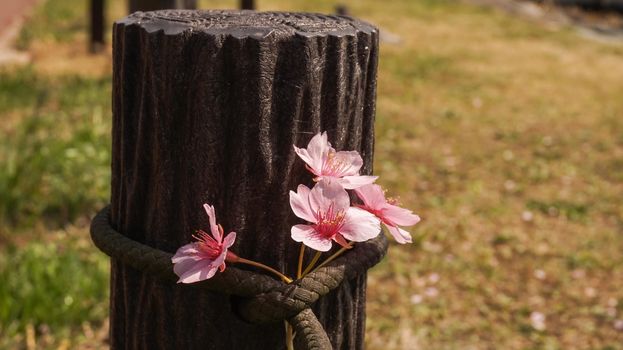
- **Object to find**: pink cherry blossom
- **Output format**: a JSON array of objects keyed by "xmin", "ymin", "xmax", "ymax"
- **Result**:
[
  {"xmin": 289, "ymin": 181, "xmax": 381, "ymax": 251},
  {"xmin": 293, "ymin": 132, "xmax": 378, "ymax": 189},
  {"xmin": 172, "ymin": 204, "xmax": 238, "ymax": 283},
  {"xmin": 354, "ymin": 184, "xmax": 420, "ymax": 244}
]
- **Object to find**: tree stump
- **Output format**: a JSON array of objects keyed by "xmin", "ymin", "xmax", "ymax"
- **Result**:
[{"xmin": 110, "ymin": 10, "xmax": 378, "ymax": 349}]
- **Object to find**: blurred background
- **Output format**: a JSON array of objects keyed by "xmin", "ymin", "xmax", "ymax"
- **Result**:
[{"xmin": 0, "ymin": 0, "xmax": 622, "ymax": 348}]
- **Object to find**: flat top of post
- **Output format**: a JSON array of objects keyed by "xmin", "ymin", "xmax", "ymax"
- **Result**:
[{"xmin": 117, "ymin": 10, "xmax": 377, "ymax": 38}]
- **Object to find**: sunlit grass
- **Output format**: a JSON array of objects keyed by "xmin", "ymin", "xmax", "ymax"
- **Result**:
[
  {"xmin": 0, "ymin": 68, "xmax": 111, "ymax": 230},
  {"xmin": 0, "ymin": 228, "xmax": 109, "ymax": 349},
  {"xmin": 16, "ymin": 0, "xmax": 87, "ymax": 50}
]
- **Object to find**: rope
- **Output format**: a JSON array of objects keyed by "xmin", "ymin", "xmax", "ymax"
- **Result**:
[{"xmin": 90, "ymin": 206, "xmax": 388, "ymax": 350}]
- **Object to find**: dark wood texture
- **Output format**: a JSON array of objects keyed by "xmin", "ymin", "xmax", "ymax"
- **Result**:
[
  {"xmin": 240, "ymin": 0, "xmax": 255, "ymax": 10},
  {"xmin": 89, "ymin": 0, "xmax": 105, "ymax": 52},
  {"xmin": 111, "ymin": 10, "xmax": 378, "ymax": 349},
  {"xmin": 128, "ymin": 0, "xmax": 196, "ymax": 13}
]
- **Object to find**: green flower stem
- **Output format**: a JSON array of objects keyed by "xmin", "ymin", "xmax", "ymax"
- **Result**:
[
  {"xmin": 236, "ymin": 258, "xmax": 293, "ymax": 283},
  {"xmin": 297, "ymin": 243, "xmax": 305, "ymax": 279},
  {"xmin": 310, "ymin": 243, "xmax": 354, "ymax": 274},
  {"xmin": 301, "ymin": 251, "xmax": 322, "ymax": 277},
  {"xmin": 285, "ymin": 321, "xmax": 294, "ymax": 350}
]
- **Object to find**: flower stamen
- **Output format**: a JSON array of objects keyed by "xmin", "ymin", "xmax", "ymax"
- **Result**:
[
  {"xmin": 322, "ymin": 151, "xmax": 349, "ymax": 177},
  {"xmin": 314, "ymin": 204, "xmax": 346, "ymax": 239},
  {"xmin": 193, "ymin": 230, "xmax": 223, "ymax": 260}
]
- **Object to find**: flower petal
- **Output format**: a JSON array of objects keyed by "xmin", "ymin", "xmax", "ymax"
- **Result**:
[
  {"xmin": 294, "ymin": 132, "xmax": 331, "ymax": 175},
  {"xmin": 176, "ymin": 260, "xmax": 219, "ymax": 283},
  {"xmin": 223, "ymin": 231, "xmax": 236, "ymax": 248},
  {"xmin": 291, "ymin": 224, "xmax": 333, "ymax": 252},
  {"xmin": 293, "ymin": 146, "xmax": 321, "ymax": 175},
  {"xmin": 339, "ymin": 175, "xmax": 378, "ymax": 190},
  {"xmin": 308, "ymin": 180, "xmax": 350, "ymax": 214},
  {"xmin": 171, "ymin": 243, "xmax": 201, "ymax": 263},
  {"xmin": 382, "ymin": 205, "xmax": 421, "ymax": 227},
  {"xmin": 289, "ymin": 185, "xmax": 316, "ymax": 223},
  {"xmin": 203, "ymin": 204, "xmax": 221, "ymax": 242},
  {"xmin": 384, "ymin": 224, "xmax": 413, "ymax": 244},
  {"xmin": 354, "ymin": 184, "xmax": 386, "ymax": 209},
  {"xmin": 340, "ymin": 207, "xmax": 381, "ymax": 242},
  {"xmin": 331, "ymin": 150, "xmax": 364, "ymax": 177},
  {"xmin": 306, "ymin": 132, "xmax": 331, "ymax": 168},
  {"xmin": 173, "ymin": 255, "xmax": 202, "ymax": 277}
]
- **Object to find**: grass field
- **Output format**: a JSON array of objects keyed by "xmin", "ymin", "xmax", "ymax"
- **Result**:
[{"xmin": 1, "ymin": 0, "xmax": 622, "ymax": 348}]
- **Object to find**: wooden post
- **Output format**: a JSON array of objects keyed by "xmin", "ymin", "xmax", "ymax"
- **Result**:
[
  {"xmin": 335, "ymin": 4, "xmax": 350, "ymax": 16},
  {"xmin": 110, "ymin": 10, "xmax": 378, "ymax": 349},
  {"xmin": 240, "ymin": 0, "xmax": 255, "ymax": 10},
  {"xmin": 89, "ymin": 0, "xmax": 105, "ymax": 53},
  {"xmin": 128, "ymin": 0, "xmax": 196, "ymax": 13}
]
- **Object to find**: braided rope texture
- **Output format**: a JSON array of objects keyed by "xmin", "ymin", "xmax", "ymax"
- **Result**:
[{"xmin": 91, "ymin": 206, "xmax": 388, "ymax": 350}]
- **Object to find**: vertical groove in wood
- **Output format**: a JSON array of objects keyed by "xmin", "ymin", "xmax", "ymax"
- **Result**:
[{"xmin": 111, "ymin": 10, "xmax": 378, "ymax": 349}]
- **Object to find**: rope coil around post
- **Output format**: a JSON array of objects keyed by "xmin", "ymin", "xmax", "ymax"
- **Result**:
[{"xmin": 90, "ymin": 206, "xmax": 388, "ymax": 350}]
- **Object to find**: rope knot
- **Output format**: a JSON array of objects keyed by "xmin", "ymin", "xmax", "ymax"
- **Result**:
[{"xmin": 90, "ymin": 206, "xmax": 388, "ymax": 350}]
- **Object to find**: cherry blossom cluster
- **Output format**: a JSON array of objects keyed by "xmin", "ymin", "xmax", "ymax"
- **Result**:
[
  {"xmin": 290, "ymin": 132, "xmax": 420, "ymax": 251},
  {"xmin": 172, "ymin": 132, "xmax": 420, "ymax": 284}
]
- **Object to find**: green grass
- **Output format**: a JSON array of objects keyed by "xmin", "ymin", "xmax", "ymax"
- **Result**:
[
  {"xmin": 0, "ymin": 230, "xmax": 109, "ymax": 349},
  {"xmin": 0, "ymin": 69, "xmax": 111, "ymax": 229},
  {"xmin": 16, "ymin": 0, "xmax": 87, "ymax": 50},
  {"xmin": 1, "ymin": 0, "xmax": 623, "ymax": 348},
  {"xmin": 0, "ymin": 69, "xmax": 111, "ymax": 346},
  {"xmin": 0, "ymin": 4, "xmax": 113, "ymax": 345},
  {"xmin": 0, "ymin": 68, "xmax": 48, "ymax": 113}
]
